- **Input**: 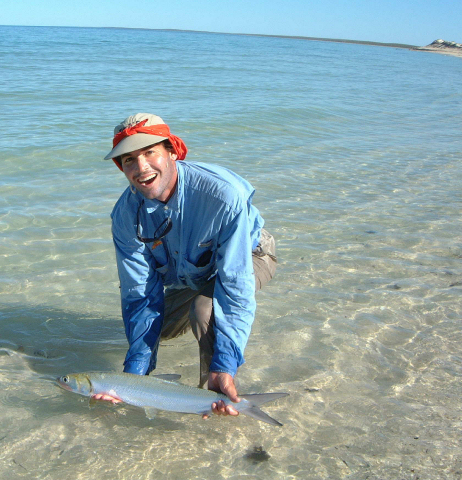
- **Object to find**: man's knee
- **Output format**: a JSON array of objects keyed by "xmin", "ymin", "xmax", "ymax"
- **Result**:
[
  {"xmin": 253, "ymin": 229, "xmax": 277, "ymax": 292},
  {"xmin": 189, "ymin": 282, "xmax": 214, "ymax": 338}
]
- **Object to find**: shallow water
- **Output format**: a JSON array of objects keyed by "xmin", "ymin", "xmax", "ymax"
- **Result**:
[{"xmin": 0, "ymin": 26, "xmax": 461, "ymax": 479}]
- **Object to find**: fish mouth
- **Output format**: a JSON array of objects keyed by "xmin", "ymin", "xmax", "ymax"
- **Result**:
[{"xmin": 137, "ymin": 173, "xmax": 158, "ymax": 186}]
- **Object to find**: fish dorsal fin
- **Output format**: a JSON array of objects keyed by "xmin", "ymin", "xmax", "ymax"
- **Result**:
[{"xmin": 150, "ymin": 374, "xmax": 181, "ymax": 382}]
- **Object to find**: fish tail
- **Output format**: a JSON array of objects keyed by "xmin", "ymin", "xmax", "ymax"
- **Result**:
[
  {"xmin": 241, "ymin": 405, "xmax": 283, "ymax": 426},
  {"xmin": 240, "ymin": 393, "xmax": 289, "ymax": 426},
  {"xmin": 240, "ymin": 393, "xmax": 289, "ymax": 406}
]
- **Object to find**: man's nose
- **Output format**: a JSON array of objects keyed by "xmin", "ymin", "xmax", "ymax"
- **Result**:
[{"xmin": 134, "ymin": 154, "xmax": 149, "ymax": 170}]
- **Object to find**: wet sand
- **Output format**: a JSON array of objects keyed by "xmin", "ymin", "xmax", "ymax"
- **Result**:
[{"xmin": 412, "ymin": 46, "xmax": 462, "ymax": 58}]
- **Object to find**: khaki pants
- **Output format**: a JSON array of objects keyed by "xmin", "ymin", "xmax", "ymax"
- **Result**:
[{"xmin": 159, "ymin": 229, "xmax": 277, "ymax": 387}]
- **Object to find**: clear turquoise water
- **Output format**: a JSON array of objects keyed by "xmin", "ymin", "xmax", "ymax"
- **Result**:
[{"xmin": 0, "ymin": 25, "xmax": 461, "ymax": 479}]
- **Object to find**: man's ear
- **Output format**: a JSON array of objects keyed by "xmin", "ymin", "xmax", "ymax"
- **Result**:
[{"xmin": 171, "ymin": 153, "xmax": 178, "ymax": 161}]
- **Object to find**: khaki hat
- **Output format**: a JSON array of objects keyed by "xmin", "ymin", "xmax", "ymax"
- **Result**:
[{"xmin": 104, "ymin": 113, "xmax": 169, "ymax": 160}]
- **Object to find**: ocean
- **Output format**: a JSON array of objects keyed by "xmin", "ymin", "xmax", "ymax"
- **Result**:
[{"xmin": 0, "ymin": 25, "xmax": 461, "ymax": 479}]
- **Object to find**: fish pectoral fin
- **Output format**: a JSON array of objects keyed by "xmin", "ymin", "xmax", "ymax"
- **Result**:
[
  {"xmin": 150, "ymin": 374, "xmax": 181, "ymax": 382},
  {"xmin": 144, "ymin": 407, "xmax": 160, "ymax": 420}
]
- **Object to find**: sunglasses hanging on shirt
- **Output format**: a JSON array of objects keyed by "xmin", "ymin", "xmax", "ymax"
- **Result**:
[{"xmin": 136, "ymin": 201, "xmax": 173, "ymax": 245}]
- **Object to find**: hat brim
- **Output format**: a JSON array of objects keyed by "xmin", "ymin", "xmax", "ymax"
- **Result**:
[{"xmin": 104, "ymin": 133, "xmax": 169, "ymax": 160}]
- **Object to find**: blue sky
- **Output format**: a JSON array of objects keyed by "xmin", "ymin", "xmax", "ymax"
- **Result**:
[{"xmin": 2, "ymin": 0, "xmax": 461, "ymax": 46}]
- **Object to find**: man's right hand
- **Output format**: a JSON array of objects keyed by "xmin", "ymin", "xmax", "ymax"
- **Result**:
[{"xmin": 202, "ymin": 371, "xmax": 240, "ymax": 419}]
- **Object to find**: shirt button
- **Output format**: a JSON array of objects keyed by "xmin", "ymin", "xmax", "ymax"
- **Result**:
[{"xmin": 163, "ymin": 206, "xmax": 169, "ymax": 210}]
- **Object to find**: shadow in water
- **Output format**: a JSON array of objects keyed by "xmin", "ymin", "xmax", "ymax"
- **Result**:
[
  {"xmin": 0, "ymin": 303, "xmax": 125, "ymax": 376},
  {"xmin": 0, "ymin": 304, "xmax": 186, "ymax": 430}
]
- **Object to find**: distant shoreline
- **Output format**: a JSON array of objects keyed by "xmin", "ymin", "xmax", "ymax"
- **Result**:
[
  {"xmin": 107, "ymin": 27, "xmax": 462, "ymax": 58},
  {"xmin": 157, "ymin": 28, "xmax": 418, "ymax": 50},
  {"xmin": 2, "ymin": 24, "xmax": 461, "ymax": 58},
  {"xmin": 105, "ymin": 26, "xmax": 419, "ymax": 49}
]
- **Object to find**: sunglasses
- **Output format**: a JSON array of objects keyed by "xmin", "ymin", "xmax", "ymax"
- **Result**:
[{"xmin": 136, "ymin": 202, "xmax": 172, "ymax": 244}]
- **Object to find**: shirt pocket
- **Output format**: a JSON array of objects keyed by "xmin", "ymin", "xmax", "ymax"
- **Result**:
[
  {"xmin": 182, "ymin": 240, "xmax": 217, "ymax": 284},
  {"xmin": 149, "ymin": 243, "xmax": 169, "ymax": 275}
]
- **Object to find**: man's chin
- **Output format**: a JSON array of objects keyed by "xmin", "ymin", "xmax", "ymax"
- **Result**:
[{"xmin": 135, "ymin": 184, "xmax": 157, "ymax": 200}]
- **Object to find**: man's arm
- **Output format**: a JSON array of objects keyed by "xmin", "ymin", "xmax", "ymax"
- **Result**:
[
  {"xmin": 209, "ymin": 203, "xmax": 258, "ymax": 376},
  {"xmin": 112, "ymin": 199, "xmax": 165, "ymax": 376}
]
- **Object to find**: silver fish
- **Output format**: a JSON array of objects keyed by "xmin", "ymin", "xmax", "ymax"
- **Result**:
[{"xmin": 57, "ymin": 372, "xmax": 288, "ymax": 426}]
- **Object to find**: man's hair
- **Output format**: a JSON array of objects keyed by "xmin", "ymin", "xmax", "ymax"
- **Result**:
[{"xmin": 113, "ymin": 140, "xmax": 174, "ymax": 168}]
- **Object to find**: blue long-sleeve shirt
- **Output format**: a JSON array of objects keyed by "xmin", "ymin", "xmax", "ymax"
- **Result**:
[{"xmin": 111, "ymin": 161, "xmax": 264, "ymax": 377}]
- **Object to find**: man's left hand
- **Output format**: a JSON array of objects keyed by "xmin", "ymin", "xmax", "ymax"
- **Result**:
[{"xmin": 202, "ymin": 371, "xmax": 240, "ymax": 419}]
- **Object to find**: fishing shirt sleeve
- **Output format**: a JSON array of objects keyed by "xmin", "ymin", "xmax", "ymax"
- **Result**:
[
  {"xmin": 111, "ymin": 192, "xmax": 164, "ymax": 375},
  {"xmin": 210, "ymin": 197, "xmax": 259, "ymax": 377}
]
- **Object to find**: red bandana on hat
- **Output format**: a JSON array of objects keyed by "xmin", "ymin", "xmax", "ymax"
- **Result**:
[{"xmin": 112, "ymin": 119, "xmax": 188, "ymax": 170}]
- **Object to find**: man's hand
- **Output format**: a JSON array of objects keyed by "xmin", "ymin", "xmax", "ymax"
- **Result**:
[
  {"xmin": 202, "ymin": 372, "xmax": 240, "ymax": 419},
  {"xmin": 92, "ymin": 393, "xmax": 122, "ymax": 404}
]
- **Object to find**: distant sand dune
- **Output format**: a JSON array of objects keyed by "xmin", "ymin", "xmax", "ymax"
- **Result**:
[{"xmin": 412, "ymin": 39, "xmax": 462, "ymax": 58}]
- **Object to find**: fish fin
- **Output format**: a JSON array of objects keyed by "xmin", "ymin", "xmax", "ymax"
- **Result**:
[
  {"xmin": 89, "ymin": 397, "xmax": 97, "ymax": 409},
  {"xmin": 239, "ymin": 393, "xmax": 289, "ymax": 427},
  {"xmin": 150, "ymin": 374, "xmax": 181, "ymax": 382},
  {"xmin": 144, "ymin": 407, "xmax": 160, "ymax": 420},
  {"xmin": 241, "ymin": 405, "xmax": 283, "ymax": 426},
  {"xmin": 240, "ymin": 393, "xmax": 289, "ymax": 406}
]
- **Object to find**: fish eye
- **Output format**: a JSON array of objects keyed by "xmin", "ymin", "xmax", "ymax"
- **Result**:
[{"xmin": 62, "ymin": 376, "xmax": 69, "ymax": 383}]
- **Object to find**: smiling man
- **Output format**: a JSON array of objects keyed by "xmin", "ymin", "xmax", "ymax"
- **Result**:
[{"xmin": 103, "ymin": 113, "xmax": 277, "ymax": 417}]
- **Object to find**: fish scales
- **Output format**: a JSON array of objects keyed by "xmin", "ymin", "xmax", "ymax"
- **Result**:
[
  {"xmin": 89, "ymin": 372, "xmax": 226, "ymax": 414},
  {"xmin": 57, "ymin": 371, "xmax": 288, "ymax": 426}
]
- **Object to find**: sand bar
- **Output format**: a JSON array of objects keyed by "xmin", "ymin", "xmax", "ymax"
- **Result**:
[{"xmin": 411, "ymin": 39, "xmax": 462, "ymax": 58}]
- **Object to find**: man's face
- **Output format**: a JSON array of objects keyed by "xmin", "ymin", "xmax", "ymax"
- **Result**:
[{"xmin": 120, "ymin": 143, "xmax": 178, "ymax": 202}]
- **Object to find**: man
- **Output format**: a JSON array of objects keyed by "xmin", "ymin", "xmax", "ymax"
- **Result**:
[{"xmin": 100, "ymin": 113, "xmax": 276, "ymax": 417}]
